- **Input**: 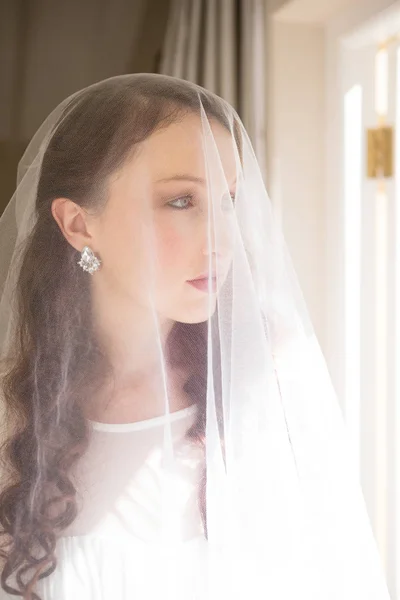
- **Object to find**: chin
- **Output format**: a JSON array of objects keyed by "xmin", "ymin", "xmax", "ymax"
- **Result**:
[{"xmin": 174, "ymin": 299, "xmax": 217, "ymax": 324}]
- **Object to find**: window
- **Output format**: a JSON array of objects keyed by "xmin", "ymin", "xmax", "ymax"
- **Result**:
[{"xmin": 342, "ymin": 37, "xmax": 398, "ymax": 595}]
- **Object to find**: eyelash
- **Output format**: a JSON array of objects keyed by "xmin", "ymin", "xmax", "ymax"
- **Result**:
[
  {"xmin": 167, "ymin": 193, "xmax": 236, "ymax": 210},
  {"xmin": 167, "ymin": 195, "xmax": 194, "ymax": 210}
]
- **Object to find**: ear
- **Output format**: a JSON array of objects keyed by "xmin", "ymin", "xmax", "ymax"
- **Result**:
[{"xmin": 51, "ymin": 198, "xmax": 93, "ymax": 252}]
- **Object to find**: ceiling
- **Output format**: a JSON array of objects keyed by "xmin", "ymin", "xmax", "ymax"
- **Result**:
[{"xmin": 273, "ymin": 0, "xmax": 362, "ymax": 25}]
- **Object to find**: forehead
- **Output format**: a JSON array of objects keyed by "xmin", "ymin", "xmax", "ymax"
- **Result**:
[{"xmin": 132, "ymin": 113, "xmax": 238, "ymax": 183}]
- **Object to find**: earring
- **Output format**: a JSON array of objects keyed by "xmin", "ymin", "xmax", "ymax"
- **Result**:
[{"xmin": 78, "ymin": 246, "xmax": 101, "ymax": 274}]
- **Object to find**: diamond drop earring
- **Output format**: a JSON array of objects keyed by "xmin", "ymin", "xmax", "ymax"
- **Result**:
[{"xmin": 78, "ymin": 246, "xmax": 101, "ymax": 274}]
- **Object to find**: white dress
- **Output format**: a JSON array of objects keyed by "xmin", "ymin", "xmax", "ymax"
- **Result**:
[{"xmin": 2, "ymin": 404, "xmax": 209, "ymax": 600}]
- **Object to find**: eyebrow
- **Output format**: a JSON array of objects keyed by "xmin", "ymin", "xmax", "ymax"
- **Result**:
[
  {"xmin": 156, "ymin": 174, "xmax": 236, "ymax": 187},
  {"xmin": 156, "ymin": 174, "xmax": 205, "ymax": 184}
]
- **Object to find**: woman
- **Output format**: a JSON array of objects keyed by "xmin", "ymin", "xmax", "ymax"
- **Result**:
[{"xmin": 0, "ymin": 74, "xmax": 391, "ymax": 599}]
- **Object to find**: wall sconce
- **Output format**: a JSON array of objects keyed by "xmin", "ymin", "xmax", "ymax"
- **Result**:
[{"xmin": 367, "ymin": 125, "xmax": 394, "ymax": 178}]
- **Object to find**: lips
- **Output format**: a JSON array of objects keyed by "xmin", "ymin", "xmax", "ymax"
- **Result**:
[
  {"xmin": 187, "ymin": 275, "xmax": 217, "ymax": 292},
  {"xmin": 189, "ymin": 270, "xmax": 217, "ymax": 281}
]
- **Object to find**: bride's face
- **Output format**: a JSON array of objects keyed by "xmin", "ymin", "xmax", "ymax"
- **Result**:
[{"xmin": 90, "ymin": 114, "xmax": 237, "ymax": 325}]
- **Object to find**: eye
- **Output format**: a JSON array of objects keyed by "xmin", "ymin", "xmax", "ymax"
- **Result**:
[{"xmin": 167, "ymin": 195, "xmax": 193, "ymax": 210}]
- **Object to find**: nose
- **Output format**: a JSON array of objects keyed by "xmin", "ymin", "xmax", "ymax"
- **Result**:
[{"xmin": 201, "ymin": 209, "xmax": 234, "ymax": 261}]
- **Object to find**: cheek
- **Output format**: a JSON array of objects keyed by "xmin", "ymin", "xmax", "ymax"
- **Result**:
[
  {"xmin": 158, "ymin": 223, "xmax": 185, "ymax": 250},
  {"xmin": 154, "ymin": 220, "xmax": 198, "ymax": 285},
  {"xmin": 96, "ymin": 207, "xmax": 149, "ymax": 290}
]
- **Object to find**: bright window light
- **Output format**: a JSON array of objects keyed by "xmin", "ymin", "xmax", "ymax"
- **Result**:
[
  {"xmin": 343, "ymin": 84, "xmax": 362, "ymax": 475},
  {"xmin": 375, "ymin": 48, "xmax": 389, "ymax": 119}
]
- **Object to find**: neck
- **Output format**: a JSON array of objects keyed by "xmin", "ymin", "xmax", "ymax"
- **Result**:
[{"xmin": 84, "ymin": 294, "xmax": 191, "ymax": 424}]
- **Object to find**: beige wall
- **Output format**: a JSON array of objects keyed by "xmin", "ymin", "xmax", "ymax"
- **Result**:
[
  {"xmin": 267, "ymin": 16, "xmax": 326, "ymax": 349},
  {"xmin": 267, "ymin": 0, "xmax": 400, "ymax": 373}
]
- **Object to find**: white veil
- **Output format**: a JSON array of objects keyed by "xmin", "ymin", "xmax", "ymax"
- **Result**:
[{"xmin": 0, "ymin": 74, "xmax": 391, "ymax": 600}]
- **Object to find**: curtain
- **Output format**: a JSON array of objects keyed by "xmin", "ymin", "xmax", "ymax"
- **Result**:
[{"xmin": 159, "ymin": 0, "xmax": 267, "ymax": 179}]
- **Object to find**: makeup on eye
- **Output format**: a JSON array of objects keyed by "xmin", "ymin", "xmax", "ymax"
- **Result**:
[
  {"xmin": 156, "ymin": 173, "xmax": 237, "ymax": 210},
  {"xmin": 167, "ymin": 194, "xmax": 195, "ymax": 210},
  {"xmin": 165, "ymin": 191, "xmax": 236, "ymax": 210}
]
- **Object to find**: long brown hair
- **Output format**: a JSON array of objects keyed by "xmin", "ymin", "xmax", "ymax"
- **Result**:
[{"xmin": 0, "ymin": 75, "xmax": 235, "ymax": 599}]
